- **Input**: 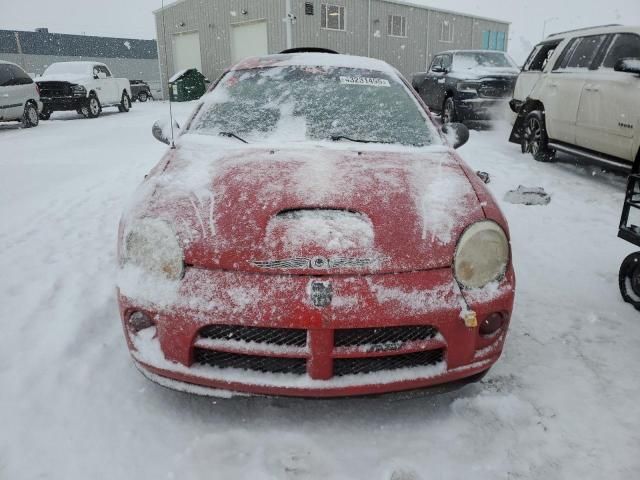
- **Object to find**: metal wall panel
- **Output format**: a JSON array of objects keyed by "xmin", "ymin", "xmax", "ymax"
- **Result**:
[{"xmin": 154, "ymin": 0, "xmax": 509, "ymax": 95}]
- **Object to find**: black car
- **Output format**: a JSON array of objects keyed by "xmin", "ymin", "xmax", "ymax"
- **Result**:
[
  {"xmin": 129, "ymin": 80, "xmax": 153, "ymax": 102},
  {"xmin": 412, "ymin": 50, "xmax": 519, "ymax": 124}
]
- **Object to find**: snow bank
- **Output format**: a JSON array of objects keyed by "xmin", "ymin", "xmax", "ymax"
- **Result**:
[{"xmin": 3, "ymin": 104, "xmax": 640, "ymax": 480}]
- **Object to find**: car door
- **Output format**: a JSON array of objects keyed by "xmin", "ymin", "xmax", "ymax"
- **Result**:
[
  {"xmin": 101, "ymin": 65, "xmax": 120, "ymax": 103},
  {"xmin": 93, "ymin": 65, "xmax": 115, "ymax": 104},
  {"xmin": 514, "ymin": 39, "xmax": 564, "ymax": 104},
  {"xmin": 420, "ymin": 55, "xmax": 444, "ymax": 110},
  {"xmin": 0, "ymin": 63, "xmax": 29, "ymax": 120},
  {"xmin": 0, "ymin": 64, "xmax": 13, "ymax": 119},
  {"xmin": 540, "ymin": 34, "xmax": 608, "ymax": 144},
  {"xmin": 575, "ymin": 32, "xmax": 640, "ymax": 161},
  {"xmin": 431, "ymin": 54, "xmax": 452, "ymax": 111}
]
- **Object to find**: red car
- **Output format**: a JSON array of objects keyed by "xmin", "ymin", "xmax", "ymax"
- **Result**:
[{"xmin": 118, "ymin": 52, "xmax": 515, "ymax": 397}]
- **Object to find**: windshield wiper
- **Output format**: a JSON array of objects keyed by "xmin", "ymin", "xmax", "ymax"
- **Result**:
[
  {"xmin": 330, "ymin": 135, "xmax": 392, "ymax": 144},
  {"xmin": 219, "ymin": 131, "xmax": 249, "ymax": 143}
]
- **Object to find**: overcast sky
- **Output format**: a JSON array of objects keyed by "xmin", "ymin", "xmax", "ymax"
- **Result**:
[{"xmin": 1, "ymin": 0, "xmax": 639, "ymax": 63}]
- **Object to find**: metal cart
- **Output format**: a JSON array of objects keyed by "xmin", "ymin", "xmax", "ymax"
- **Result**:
[{"xmin": 619, "ymin": 154, "xmax": 640, "ymax": 311}]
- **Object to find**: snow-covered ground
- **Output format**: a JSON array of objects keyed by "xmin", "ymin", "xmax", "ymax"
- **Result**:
[{"xmin": 1, "ymin": 102, "xmax": 639, "ymax": 479}]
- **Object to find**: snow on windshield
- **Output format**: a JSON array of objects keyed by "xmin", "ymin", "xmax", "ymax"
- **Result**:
[
  {"xmin": 452, "ymin": 52, "xmax": 517, "ymax": 70},
  {"xmin": 43, "ymin": 62, "xmax": 93, "ymax": 76},
  {"xmin": 191, "ymin": 66, "xmax": 440, "ymax": 147}
]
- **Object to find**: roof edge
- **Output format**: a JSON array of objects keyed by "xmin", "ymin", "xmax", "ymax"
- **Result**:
[
  {"xmin": 0, "ymin": 28, "xmax": 155, "ymax": 42},
  {"xmin": 380, "ymin": 0, "xmax": 510, "ymax": 25},
  {"xmin": 152, "ymin": 0, "xmax": 510, "ymax": 25}
]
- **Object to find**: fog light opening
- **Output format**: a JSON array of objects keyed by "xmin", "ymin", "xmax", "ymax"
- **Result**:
[
  {"xmin": 479, "ymin": 313, "xmax": 505, "ymax": 337},
  {"xmin": 128, "ymin": 311, "xmax": 155, "ymax": 333}
]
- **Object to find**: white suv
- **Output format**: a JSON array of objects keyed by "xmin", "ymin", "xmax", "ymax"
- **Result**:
[
  {"xmin": 509, "ymin": 25, "xmax": 640, "ymax": 167},
  {"xmin": 0, "ymin": 60, "xmax": 42, "ymax": 128}
]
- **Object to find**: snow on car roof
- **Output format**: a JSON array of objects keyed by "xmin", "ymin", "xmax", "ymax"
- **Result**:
[
  {"xmin": 48, "ymin": 60, "xmax": 107, "ymax": 67},
  {"xmin": 230, "ymin": 53, "xmax": 399, "ymax": 76},
  {"xmin": 546, "ymin": 24, "xmax": 640, "ymax": 38}
]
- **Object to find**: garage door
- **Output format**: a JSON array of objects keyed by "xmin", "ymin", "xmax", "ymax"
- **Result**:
[
  {"xmin": 231, "ymin": 21, "xmax": 269, "ymax": 63},
  {"xmin": 172, "ymin": 31, "xmax": 202, "ymax": 73}
]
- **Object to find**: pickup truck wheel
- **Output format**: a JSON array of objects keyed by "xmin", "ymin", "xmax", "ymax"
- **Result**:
[
  {"xmin": 81, "ymin": 95, "xmax": 101, "ymax": 118},
  {"xmin": 137, "ymin": 91, "xmax": 148, "ymax": 102},
  {"xmin": 22, "ymin": 102, "xmax": 39, "ymax": 128},
  {"xmin": 442, "ymin": 97, "xmax": 456, "ymax": 124},
  {"xmin": 39, "ymin": 109, "xmax": 52, "ymax": 121},
  {"xmin": 620, "ymin": 252, "xmax": 640, "ymax": 311},
  {"xmin": 521, "ymin": 111, "xmax": 555, "ymax": 162},
  {"xmin": 118, "ymin": 92, "xmax": 131, "ymax": 112}
]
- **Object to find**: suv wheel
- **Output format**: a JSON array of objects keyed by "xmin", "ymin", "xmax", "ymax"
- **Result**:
[
  {"xmin": 138, "ymin": 91, "xmax": 148, "ymax": 102},
  {"xmin": 620, "ymin": 252, "xmax": 640, "ymax": 311},
  {"xmin": 118, "ymin": 92, "xmax": 131, "ymax": 112},
  {"xmin": 81, "ymin": 95, "xmax": 101, "ymax": 118},
  {"xmin": 522, "ymin": 111, "xmax": 555, "ymax": 162},
  {"xmin": 39, "ymin": 108, "xmax": 52, "ymax": 121},
  {"xmin": 442, "ymin": 97, "xmax": 456, "ymax": 124},
  {"xmin": 22, "ymin": 102, "xmax": 39, "ymax": 128}
]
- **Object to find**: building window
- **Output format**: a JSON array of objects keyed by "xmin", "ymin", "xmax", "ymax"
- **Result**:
[
  {"xmin": 321, "ymin": 4, "xmax": 345, "ymax": 31},
  {"xmin": 305, "ymin": 2, "xmax": 314, "ymax": 15},
  {"xmin": 441, "ymin": 20, "xmax": 453, "ymax": 42},
  {"xmin": 387, "ymin": 15, "xmax": 407, "ymax": 37},
  {"xmin": 482, "ymin": 31, "xmax": 506, "ymax": 51}
]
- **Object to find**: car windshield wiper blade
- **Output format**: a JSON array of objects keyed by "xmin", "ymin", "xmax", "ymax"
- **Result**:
[
  {"xmin": 219, "ymin": 131, "xmax": 249, "ymax": 143},
  {"xmin": 330, "ymin": 135, "xmax": 392, "ymax": 144}
]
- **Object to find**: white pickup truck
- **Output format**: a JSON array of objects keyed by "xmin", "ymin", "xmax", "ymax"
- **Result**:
[{"xmin": 36, "ymin": 61, "xmax": 132, "ymax": 119}]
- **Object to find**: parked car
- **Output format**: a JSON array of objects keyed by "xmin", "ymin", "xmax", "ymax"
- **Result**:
[
  {"xmin": 412, "ymin": 50, "xmax": 519, "ymax": 124},
  {"xmin": 510, "ymin": 25, "xmax": 640, "ymax": 166},
  {"xmin": 0, "ymin": 60, "xmax": 42, "ymax": 128},
  {"xmin": 117, "ymin": 52, "xmax": 515, "ymax": 398},
  {"xmin": 130, "ymin": 80, "xmax": 153, "ymax": 102},
  {"xmin": 36, "ymin": 61, "xmax": 132, "ymax": 119}
]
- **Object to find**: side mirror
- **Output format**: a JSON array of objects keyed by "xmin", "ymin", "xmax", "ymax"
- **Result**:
[
  {"xmin": 442, "ymin": 122, "xmax": 470, "ymax": 149},
  {"xmin": 152, "ymin": 119, "xmax": 180, "ymax": 145},
  {"xmin": 614, "ymin": 58, "xmax": 640, "ymax": 75},
  {"xmin": 432, "ymin": 65, "xmax": 445, "ymax": 73},
  {"xmin": 97, "ymin": 72, "xmax": 107, "ymax": 79}
]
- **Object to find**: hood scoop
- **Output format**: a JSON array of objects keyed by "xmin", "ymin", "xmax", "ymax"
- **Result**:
[{"xmin": 265, "ymin": 209, "xmax": 375, "ymax": 252}]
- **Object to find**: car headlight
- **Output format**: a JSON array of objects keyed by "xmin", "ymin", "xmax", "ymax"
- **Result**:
[
  {"xmin": 454, "ymin": 221, "xmax": 509, "ymax": 289},
  {"xmin": 457, "ymin": 81, "xmax": 481, "ymax": 94},
  {"xmin": 123, "ymin": 218, "xmax": 184, "ymax": 280},
  {"xmin": 71, "ymin": 84, "xmax": 86, "ymax": 97}
]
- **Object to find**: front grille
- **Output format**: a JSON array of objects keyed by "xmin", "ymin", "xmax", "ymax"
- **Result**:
[
  {"xmin": 193, "ymin": 348, "xmax": 307, "ymax": 375},
  {"xmin": 37, "ymin": 81, "xmax": 71, "ymax": 98},
  {"xmin": 334, "ymin": 325, "xmax": 438, "ymax": 349},
  {"xmin": 333, "ymin": 349, "xmax": 444, "ymax": 376},
  {"xmin": 198, "ymin": 325, "xmax": 307, "ymax": 347},
  {"xmin": 478, "ymin": 82, "xmax": 513, "ymax": 98}
]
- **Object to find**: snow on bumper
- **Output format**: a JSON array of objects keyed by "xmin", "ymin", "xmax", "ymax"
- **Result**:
[{"xmin": 118, "ymin": 266, "xmax": 515, "ymax": 397}]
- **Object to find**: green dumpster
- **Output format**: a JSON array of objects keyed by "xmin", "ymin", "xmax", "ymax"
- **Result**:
[{"xmin": 168, "ymin": 68, "xmax": 209, "ymax": 102}]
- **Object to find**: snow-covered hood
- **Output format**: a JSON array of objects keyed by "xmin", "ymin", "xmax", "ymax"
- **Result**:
[
  {"xmin": 451, "ymin": 67, "xmax": 519, "ymax": 80},
  {"xmin": 37, "ymin": 74, "xmax": 91, "ymax": 84},
  {"xmin": 127, "ymin": 143, "xmax": 487, "ymax": 274}
]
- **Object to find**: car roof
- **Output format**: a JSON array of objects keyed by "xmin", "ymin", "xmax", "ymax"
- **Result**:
[
  {"xmin": 48, "ymin": 60, "xmax": 107, "ymax": 67},
  {"xmin": 230, "ymin": 53, "xmax": 398, "ymax": 76},
  {"xmin": 0, "ymin": 59, "xmax": 19, "ymax": 65},
  {"xmin": 547, "ymin": 24, "xmax": 640, "ymax": 39}
]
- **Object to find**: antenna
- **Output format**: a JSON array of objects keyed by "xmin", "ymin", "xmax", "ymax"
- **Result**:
[{"xmin": 161, "ymin": 0, "xmax": 176, "ymax": 149}]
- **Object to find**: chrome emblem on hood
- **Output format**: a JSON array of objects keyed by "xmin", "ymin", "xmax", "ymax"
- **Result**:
[{"xmin": 250, "ymin": 256, "xmax": 377, "ymax": 270}]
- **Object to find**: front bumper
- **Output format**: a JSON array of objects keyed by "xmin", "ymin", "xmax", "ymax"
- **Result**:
[
  {"xmin": 119, "ymin": 266, "xmax": 515, "ymax": 397},
  {"xmin": 41, "ymin": 96, "xmax": 85, "ymax": 111},
  {"xmin": 456, "ymin": 96, "xmax": 511, "ymax": 121}
]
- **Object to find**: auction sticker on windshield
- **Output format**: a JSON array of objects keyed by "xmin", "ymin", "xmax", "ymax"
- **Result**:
[{"xmin": 339, "ymin": 76, "xmax": 391, "ymax": 87}]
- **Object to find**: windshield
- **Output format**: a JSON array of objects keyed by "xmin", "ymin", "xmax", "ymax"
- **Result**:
[
  {"xmin": 452, "ymin": 52, "xmax": 517, "ymax": 70},
  {"xmin": 190, "ymin": 66, "xmax": 440, "ymax": 147},
  {"xmin": 43, "ymin": 63, "xmax": 92, "ymax": 76}
]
